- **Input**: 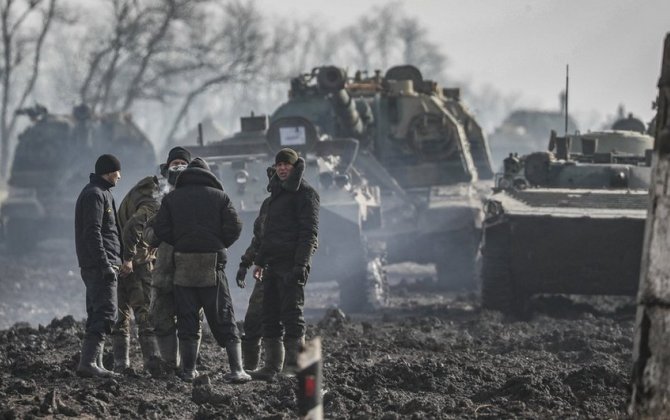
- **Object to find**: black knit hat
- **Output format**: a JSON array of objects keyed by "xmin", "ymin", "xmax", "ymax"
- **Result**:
[
  {"xmin": 95, "ymin": 154, "xmax": 121, "ymax": 175},
  {"xmin": 275, "ymin": 148, "xmax": 299, "ymax": 165},
  {"xmin": 166, "ymin": 146, "xmax": 191, "ymax": 166},
  {"xmin": 188, "ymin": 157, "xmax": 210, "ymax": 171}
]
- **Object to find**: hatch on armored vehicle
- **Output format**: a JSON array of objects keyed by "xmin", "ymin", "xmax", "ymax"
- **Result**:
[
  {"xmin": 1, "ymin": 104, "xmax": 156, "ymax": 252},
  {"xmin": 186, "ymin": 115, "xmax": 387, "ymax": 312},
  {"xmin": 480, "ymin": 130, "xmax": 653, "ymax": 316},
  {"xmin": 270, "ymin": 65, "xmax": 494, "ymax": 290}
]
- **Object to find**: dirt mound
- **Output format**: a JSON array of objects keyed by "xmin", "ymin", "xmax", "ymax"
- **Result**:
[
  {"xmin": 0, "ymin": 291, "xmax": 634, "ymax": 418},
  {"xmin": 0, "ymin": 243, "xmax": 635, "ymax": 418}
]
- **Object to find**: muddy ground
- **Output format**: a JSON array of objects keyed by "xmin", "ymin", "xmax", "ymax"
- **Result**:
[{"xmin": 0, "ymin": 241, "xmax": 636, "ymax": 419}]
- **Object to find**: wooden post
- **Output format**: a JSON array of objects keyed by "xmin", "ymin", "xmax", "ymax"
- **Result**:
[
  {"xmin": 297, "ymin": 337, "xmax": 323, "ymax": 420},
  {"xmin": 630, "ymin": 33, "xmax": 670, "ymax": 419}
]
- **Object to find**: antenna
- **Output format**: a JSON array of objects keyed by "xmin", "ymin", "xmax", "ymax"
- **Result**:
[{"xmin": 564, "ymin": 64, "xmax": 569, "ymax": 135}]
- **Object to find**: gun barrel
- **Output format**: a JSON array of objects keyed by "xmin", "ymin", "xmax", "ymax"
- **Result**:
[{"xmin": 317, "ymin": 66, "xmax": 365, "ymax": 138}]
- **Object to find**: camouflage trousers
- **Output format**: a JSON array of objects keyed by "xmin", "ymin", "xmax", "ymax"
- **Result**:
[
  {"xmin": 151, "ymin": 287, "xmax": 203, "ymax": 339},
  {"xmin": 243, "ymin": 280, "xmax": 264, "ymax": 342},
  {"xmin": 112, "ymin": 262, "xmax": 154, "ymax": 338}
]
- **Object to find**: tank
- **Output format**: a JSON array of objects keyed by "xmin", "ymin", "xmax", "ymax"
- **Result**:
[
  {"xmin": 186, "ymin": 115, "xmax": 387, "ymax": 312},
  {"xmin": 480, "ymin": 129, "xmax": 653, "ymax": 316},
  {"xmin": 0, "ymin": 104, "xmax": 156, "ymax": 252},
  {"xmin": 270, "ymin": 65, "xmax": 494, "ymax": 289}
]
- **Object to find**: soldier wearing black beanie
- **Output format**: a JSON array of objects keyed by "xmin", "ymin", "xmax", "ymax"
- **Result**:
[
  {"xmin": 95, "ymin": 154, "xmax": 121, "ymax": 175},
  {"xmin": 74, "ymin": 154, "xmax": 123, "ymax": 378}
]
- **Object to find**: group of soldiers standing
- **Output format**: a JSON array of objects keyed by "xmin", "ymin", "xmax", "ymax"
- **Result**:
[{"xmin": 73, "ymin": 146, "xmax": 320, "ymax": 384}]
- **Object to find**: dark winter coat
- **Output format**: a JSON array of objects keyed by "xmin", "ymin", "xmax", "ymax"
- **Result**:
[
  {"xmin": 254, "ymin": 158, "xmax": 319, "ymax": 268},
  {"xmin": 118, "ymin": 176, "xmax": 160, "ymax": 265},
  {"xmin": 153, "ymin": 167, "xmax": 242, "ymax": 263},
  {"xmin": 75, "ymin": 173, "xmax": 123, "ymax": 269},
  {"xmin": 240, "ymin": 199, "xmax": 268, "ymax": 269}
]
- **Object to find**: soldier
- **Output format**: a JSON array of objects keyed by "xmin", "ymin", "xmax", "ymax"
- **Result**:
[
  {"xmin": 247, "ymin": 148, "xmax": 319, "ymax": 381},
  {"xmin": 236, "ymin": 200, "xmax": 268, "ymax": 371},
  {"xmin": 74, "ymin": 154, "xmax": 123, "ymax": 378},
  {"xmin": 153, "ymin": 158, "xmax": 250, "ymax": 383},
  {"xmin": 145, "ymin": 146, "xmax": 192, "ymax": 371},
  {"xmin": 111, "ymin": 175, "xmax": 161, "ymax": 372}
]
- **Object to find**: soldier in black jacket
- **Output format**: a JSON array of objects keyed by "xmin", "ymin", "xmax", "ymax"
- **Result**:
[
  {"xmin": 153, "ymin": 158, "xmax": 250, "ymax": 383},
  {"xmin": 247, "ymin": 148, "xmax": 319, "ymax": 381},
  {"xmin": 74, "ymin": 154, "xmax": 123, "ymax": 377}
]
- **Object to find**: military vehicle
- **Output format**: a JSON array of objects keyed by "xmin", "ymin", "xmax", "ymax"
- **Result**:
[
  {"xmin": 1, "ymin": 104, "xmax": 156, "ymax": 252},
  {"xmin": 186, "ymin": 115, "xmax": 387, "ymax": 312},
  {"xmin": 269, "ymin": 65, "xmax": 494, "ymax": 289},
  {"xmin": 480, "ymin": 129, "xmax": 653, "ymax": 316}
]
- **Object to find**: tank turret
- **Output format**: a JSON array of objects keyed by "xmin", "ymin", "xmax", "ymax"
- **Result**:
[{"xmin": 268, "ymin": 64, "xmax": 495, "ymax": 289}]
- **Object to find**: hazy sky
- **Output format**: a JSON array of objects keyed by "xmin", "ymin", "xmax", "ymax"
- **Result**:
[{"xmin": 255, "ymin": 0, "xmax": 669, "ymax": 129}]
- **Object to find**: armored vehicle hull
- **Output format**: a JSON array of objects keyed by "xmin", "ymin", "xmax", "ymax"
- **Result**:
[
  {"xmin": 1, "ymin": 106, "xmax": 155, "ymax": 252},
  {"xmin": 481, "ymin": 189, "xmax": 646, "ymax": 314},
  {"xmin": 481, "ymin": 130, "xmax": 653, "ymax": 316}
]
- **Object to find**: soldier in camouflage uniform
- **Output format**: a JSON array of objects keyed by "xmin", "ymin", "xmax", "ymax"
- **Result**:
[{"xmin": 111, "ymin": 175, "xmax": 161, "ymax": 372}]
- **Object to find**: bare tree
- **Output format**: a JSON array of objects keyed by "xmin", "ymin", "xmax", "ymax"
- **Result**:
[
  {"xmin": 340, "ymin": 2, "xmax": 447, "ymax": 78},
  {"xmin": 0, "ymin": 0, "xmax": 59, "ymax": 178},
  {"xmin": 161, "ymin": 0, "xmax": 280, "ymax": 147},
  {"xmin": 396, "ymin": 16, "xmax": 447, "ymax": 80},
  {"xmin": 78, "ymin": 0, "xmax": 211, "ymax": 113}
]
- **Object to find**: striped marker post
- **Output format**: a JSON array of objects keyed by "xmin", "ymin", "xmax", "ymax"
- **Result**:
[{"xmin": 297, "ymin": 337, "xmax": 323, "ymax": 420}]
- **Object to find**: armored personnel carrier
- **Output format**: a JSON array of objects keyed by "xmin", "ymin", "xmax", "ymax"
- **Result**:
[
  {"xmin": 270, "ymin": 65, "xmax": 494, "ymax": 289},
  {"xmin": 480, "ymin": 129, "xmax": 653, "ymax": 316},
  {"xmin": 186, "ymin": 115, "xmax": 387, "ymax": 312},
  {"xmin": 1, "ymin": 104, "xmax": 156, "ymax": 252}
]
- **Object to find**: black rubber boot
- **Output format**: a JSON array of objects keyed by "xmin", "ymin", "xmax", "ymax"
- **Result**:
[
  {"xmin": 250, "ymin": 338, "xmax": 284, "ymax": 381},
  {"xmin": 112, "ymin": 335, "xmax": 130, "ymax": 372},
  {"xmin": 157, "ymin": 332, "xmax": 180, "ymax": 370},
  {"xmin": 77, "ymin": 336, "xmax": 117, "ymax": 378},
  {"xmin": 138, "ymin": 334, "xmax": 160, "ymax": 370},
  {"xmin": 282, "ymin": 336, "xmax": 305, "ymax": 377},
  {"xmin": 223, "ymin": 340, "xmax": 252, "ymax": 383},
  {"xmin": 242, "ymin": 338, "xmax": 262, "ymax": 371},
  {"xmin": 96, "ymin": 340, "xmax": 116, "ymax": 375},
  {"xmin": 178, "ymin": 339, "xmax": 199, "ymax": 382}
]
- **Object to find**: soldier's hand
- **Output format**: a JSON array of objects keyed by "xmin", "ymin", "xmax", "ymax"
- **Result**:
[
  {"xmin": 236, "ymin": 265, "xmax": 247, "ymax": 288},
  {"xmin": 120, "ymin": 260, "xmax": 133, "ymax": 277},
  {"xmin": 102, "ymin": 266, "xmax": 118, "ymax": 281},
  {"xmin": 293, "ymin": 265, "xmax": 308, "ymax": 286},
  {"xmin": 253, "ymin": 266, "xmax": 264, "ymax": 282}
]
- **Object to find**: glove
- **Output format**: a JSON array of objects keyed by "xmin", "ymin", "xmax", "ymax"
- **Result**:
[
  {"xmin": 102, "ymin": 266, "xmax": 118, "ymax": 281},
  {"xmin": 293, "ymin": 265, "xmax": 308, "ymax": 286},
  {"xmin": 236, "ymin": 265, "xmax": 248, "ymax": 288}
]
